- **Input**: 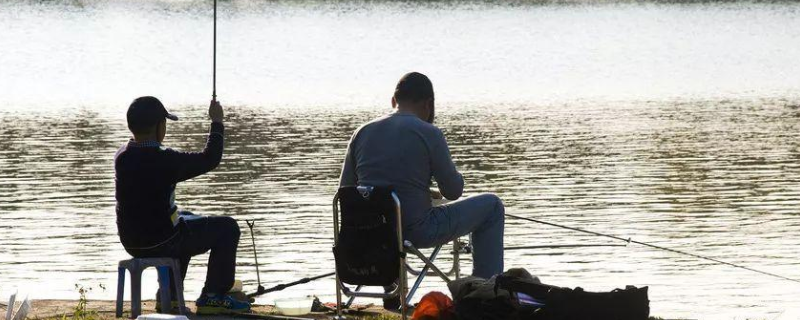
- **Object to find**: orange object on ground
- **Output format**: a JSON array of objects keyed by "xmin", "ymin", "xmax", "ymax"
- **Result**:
[{"xmin": 412, "ymin": 291, "xmax": 456, "ymax": 320}]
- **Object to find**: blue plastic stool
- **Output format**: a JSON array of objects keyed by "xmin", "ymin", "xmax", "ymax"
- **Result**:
[{"xmin": 115, "ymin": 258, "xmax": 186, "ymax": 318}]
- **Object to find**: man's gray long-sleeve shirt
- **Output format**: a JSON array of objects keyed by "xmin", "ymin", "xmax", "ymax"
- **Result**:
[{"xmin": 339, "ymin": 111, "xmax": 464, "ymax": 228}]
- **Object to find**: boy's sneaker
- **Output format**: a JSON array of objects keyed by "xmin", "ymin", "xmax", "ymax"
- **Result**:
[
  {"xmin": 196, "ymin": 294, "xmax": 251, "ymax": 315},
  {"xmin": 229, "ymin": 291, "xmax": 255, "ymax": 303}
]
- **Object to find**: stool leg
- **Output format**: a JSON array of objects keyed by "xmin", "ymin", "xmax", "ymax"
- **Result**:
[
  {"xmin": 116, "ymin": 267, "xmax": 126, "ymax": 318},
  {"xmin": 170, "ymin": 260, "xmax": 186, "ymax": 315},
  {"xmin": 130, "ymin": 269, "xmax": 143, "ymax": 319},
  {"xmin": 156, "ymin": 267, "xmax": 171, "ymax": 314}
]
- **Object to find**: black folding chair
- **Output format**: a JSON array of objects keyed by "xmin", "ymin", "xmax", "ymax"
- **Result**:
[{"xmin": 332, "ymin": 186, "xmax": 466, "ymax": 320}]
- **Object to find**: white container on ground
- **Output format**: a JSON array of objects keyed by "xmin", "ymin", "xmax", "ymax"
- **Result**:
[
  {"xmin": 136, "ymin": 314, "xmax": 189, "ymax": 320},
  {"xmin": 273, "ymin": 296, "xmax": 314, "ymax": 316}
]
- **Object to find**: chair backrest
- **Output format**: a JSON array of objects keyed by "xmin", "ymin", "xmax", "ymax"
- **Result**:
[
  {"xmin": 338, "ymin": 186, "xmax": 398, "ymax": 227},
  {"xmin": 333, "ymin": 186, "xmax": 402, "ymax": 286}
]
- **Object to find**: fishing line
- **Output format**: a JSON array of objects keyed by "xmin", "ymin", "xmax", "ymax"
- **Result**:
[
  {"xmin": 505, "ymin": 244, "xmax": 627, "ymax": 251},
  {"xmin": 505, "ymin": 213, "xmax": 800, "ymax": 284}
]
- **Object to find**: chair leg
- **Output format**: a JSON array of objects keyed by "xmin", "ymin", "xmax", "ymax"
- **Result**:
[
  {"xmin": 406, "ymin": 271, "xmax": 427, "ymax": 307},
  {"xmin": 335, "ymin": 274, "xmax": 343, "ymax": 320},
  {"xmin": 130, "ymin": 269, "xmax": 143, "ymax": 319},
  {"xmin": 453, "ymin": 240, "xmax": 461, "ymax": 280},
  {"xmin": 399, "ymin": 257, "xmax": 409, "ymax": 320},
  {"xmin": 116, "ymin": 267, "xmax": 126, "ymax": 318},
  {"xmin": 170, "ymin": 260, "xmax": 186, "ymax": 315},
  {"xmin": 407, "ymin": 245, "xmax": 451, "ymax": 283},
  {"xmin": 406, "ymin": 246, "xmax": 443, "ymax": 306},
  {"xmin": 156, "ymin": 266, "xmax": 171, "ymax": 313}
]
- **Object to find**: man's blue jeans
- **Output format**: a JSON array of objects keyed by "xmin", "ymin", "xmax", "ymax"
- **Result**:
[{"xmin": 404, "ymin": 193, "xmax": 505, "ymax": 279}]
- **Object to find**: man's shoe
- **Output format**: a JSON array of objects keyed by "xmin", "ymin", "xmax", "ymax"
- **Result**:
[
  {"xmin": 383, "ymin": 296, "xmax": 401, "ymax": 311},
  {"xmin": 196, "ymin": 294, "xmax": 251, "ymax": 315},
  {"xmin": 383, "ymin": 284, "xmax": 401, "ymax": 310}
]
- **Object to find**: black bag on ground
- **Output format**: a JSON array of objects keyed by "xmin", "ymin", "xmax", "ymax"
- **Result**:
[
  {"xmin": 496, "ymin": 274, "xmax": 650, "ymax": 320},
  {"xmin": 332, "ymin": 186, "xmax": 400, "ymax": 287},
  {"xmin": 448, "ymin": 275, "xmax": 518, "ymax": 320}
]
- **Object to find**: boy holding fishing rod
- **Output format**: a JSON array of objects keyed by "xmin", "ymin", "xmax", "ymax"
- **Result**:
[
  {"xmin": 339, "ymin": 72, "xmax": 507, "ymax": 309},
  {"xmin": 114, "ymin": 97, "xmax": 250, "ymax": 315}
]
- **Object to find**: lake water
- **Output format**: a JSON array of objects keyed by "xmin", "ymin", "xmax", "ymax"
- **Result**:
[{"xmin": 1, "ymin": 0, "xmax": 800, "ymax": 319}]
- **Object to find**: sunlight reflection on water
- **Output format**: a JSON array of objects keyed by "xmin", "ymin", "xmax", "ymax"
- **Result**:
[
  {"xmin": 2, "ymin": 100, "xmax": 800, "ymax": 319},
  {"xmin": 1, "ymin": 1, "xmax": 800, "ymax": 319}
]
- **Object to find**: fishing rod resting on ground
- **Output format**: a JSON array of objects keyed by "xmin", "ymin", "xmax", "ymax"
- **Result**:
[
  {"xmin": 243, "ymin": 214, "xmax": 796, "ymax": 299},
  {"xmin": 247, "ymin": 272, "xmax": 336, "ymax": 298},
  {"xmin": 242, "ymin": 219, "xmax": 615, "ymax": 298},
  {"xmin": 504, "ymin": 213, "xmax": 800, "ymax": 284},
  {"xmin": 245, "ymin": 220, "xmax": 335, "ymax": 298}
]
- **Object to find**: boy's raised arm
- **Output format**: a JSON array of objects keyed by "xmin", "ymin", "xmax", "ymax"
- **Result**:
[{"xmin": 167, "ymin": 100, "xmax": 225, "ymax": 183}]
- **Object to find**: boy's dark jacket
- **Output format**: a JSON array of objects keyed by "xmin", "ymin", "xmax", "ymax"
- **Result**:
[{"xmin": 114, "ymin": 122, "xmax": 223, "ymax": 248}]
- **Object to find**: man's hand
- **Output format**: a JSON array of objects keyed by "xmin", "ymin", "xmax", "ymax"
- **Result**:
[
  {"xmin": 430, "ymin": 189, "xmax": 443, "ymax": 200},
  {"xmin": 209, "ymin": 100, "xmax": 224, "ymax": 123}
]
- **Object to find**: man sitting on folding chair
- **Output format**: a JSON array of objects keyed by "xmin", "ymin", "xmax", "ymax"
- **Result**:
[{"xmin": 338, "ymin": 72, "xmax": 506, "ymax": 309}]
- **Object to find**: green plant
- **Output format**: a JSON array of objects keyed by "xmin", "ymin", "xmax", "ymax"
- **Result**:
[{"xmin": 62, "ymin": 284, "xmax": 105, "ymax": 320}]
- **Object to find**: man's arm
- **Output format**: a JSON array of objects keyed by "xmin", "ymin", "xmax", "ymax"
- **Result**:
[
  {"xmin": 166, "ymin": 100, "xmax": 225, "ymax": 183},
  {"xmin": 429, "ymin": 128, "xmax": 463, "ymax": 200}
]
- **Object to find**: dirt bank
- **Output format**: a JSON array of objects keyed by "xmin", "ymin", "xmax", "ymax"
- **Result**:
[{"xmin": 1, "ymin": 300, "xmax": 395, "ymax": 320}]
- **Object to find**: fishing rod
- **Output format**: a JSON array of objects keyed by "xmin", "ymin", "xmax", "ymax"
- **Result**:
[
  {"xmin": 505, "ymin": 213, "xmax": 800, "ymax": 284},
  {"xmin": 245, "ymin": 220, "xmax": 336, "ymax": 298},
  {"xmin": 247, "ymin": 272, "xmax": 336, "ymax": 298},
  {"xmin": 212, "ymin": 0, "xmax": 217, "ymax": 101}
]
